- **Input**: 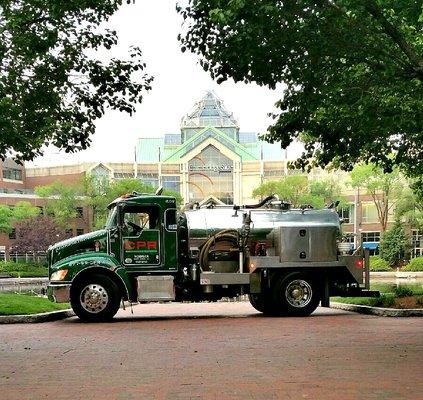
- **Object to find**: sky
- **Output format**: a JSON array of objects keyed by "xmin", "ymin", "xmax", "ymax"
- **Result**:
[{"xmin": 28, "ymin": 1, "xmax": 296, "ymax": 168}]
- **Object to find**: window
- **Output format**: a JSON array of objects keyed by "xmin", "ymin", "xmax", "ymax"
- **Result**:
[
  {"xmin": 137, "ymin": 173, "xmax": 159, "ymax": 188},
  {"xmin": 188, "ymin": 145, "xmax": 234, "ymax": 204},
  {"xmin": 165, "ymin": 209, "xmax": 177, "ymax": 231},
  {"xmin": 114, "ymin": 172, "xmax": 134, "ymax": 179},
  {"xmin": 8, "ymin": 229, "xmax": 16, "ymax": 240},
  {"xmin": 65, "ymin": 228, "xmax": 73, "ymax": 236},
  {"xmin": 122, "ymin": 205, "xmax": 160, "ymax": 236},
  {"xmin": 362, "ymin": 232, "xmax": 380, "ymax": 242},
  {"xmin": 162, "ymin": 176, "xmax": 180, "ymax": 193},
  {"xmin": 361, "ymin": 203, "xmax": 379, "ymax": 223},
  {"xmin": 76, "ymin": 228, "xmax": 84, "ymax": 236},
  {"xmin": 76, "ymin": 207, "xmax": 84, "ymax": 218},
  {"xmin": 412, "ymin": 229, "xmax": 422, "ymax": 258},
  {"xmin": 342, "ymin": 233, "xmax": 355, "ymax": 243},
  {"xmin": 338, "ymin": 204, "xmax": 355, "ymax": 224},
  {"xmin": 3, "ymin": 167, "xmax": 22, "ymax": 181}
]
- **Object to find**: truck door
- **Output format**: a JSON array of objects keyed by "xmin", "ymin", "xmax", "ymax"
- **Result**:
[{"xmin": 121, "ymin": 204, "xmax": 162, "ymax": 268}]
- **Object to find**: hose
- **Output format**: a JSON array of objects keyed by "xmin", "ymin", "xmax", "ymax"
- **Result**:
[{"xmin": 199, "ymin": 229, "xmax": 250, "ymax": 272}]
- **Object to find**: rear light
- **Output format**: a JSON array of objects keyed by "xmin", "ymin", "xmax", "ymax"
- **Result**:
[{"xmin": 355, "ymin": 259, "xmax": 364, "ymax": 269}]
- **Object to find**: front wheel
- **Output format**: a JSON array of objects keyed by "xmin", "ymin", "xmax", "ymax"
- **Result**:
[
  {"xmin": 271, "ymin": 273, "xmax": 320, "ymax": 317},
  {"xmin": 70, "ymin": 274, "xmax": 121, "ymax": 322}
]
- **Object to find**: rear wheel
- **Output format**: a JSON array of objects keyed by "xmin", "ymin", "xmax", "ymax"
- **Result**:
[
  {"xmin": 70, "ymin": 274, "xmax": 121, "ymax": 322},
  {"xmin": 271, "ymin": 272, "xmax": 320, "ymax": 317},
  {"xmin": 249, "ymin": 292, "xmax": 279, "ymax": 315}
]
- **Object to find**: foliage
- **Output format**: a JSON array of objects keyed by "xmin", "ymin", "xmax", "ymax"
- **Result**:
[
  {"xmin": 11, "ymin": 216, "xmax": 70, "ymax": 253},
  {"xmin": 402, "ymin": 256, "xmax": 423, "ymax": 272},
  {"xmin": 83, "ymin": 177, "xmax": 184, "ymax": 229},
  {"xmin": 349, "ymin": 163, "xmax": 403, "ymax": 231},
  {"xmin": 0, "ymin": 204, "xmax": 13, "ymax": 233},
  {"xmin": 379, "ymin": 220, "xmax": 410, "ymax": 267},
  {"xmin": 12, "ymin": 201, "xmax": 39, "ymax": 221},
  {"xmin": 179, "ymin": 1, "xmax": 423, "ymax": 179},
  {"xmin": 0, "ymin": 293, "xmax": 69, "ymax": 315},
  {"xmin": 369, "ymin": 282, "xmax": 423, "ymax": 296},
  {"xmin": 0, "ymin": 261, "xmax": 47, "ymax": 278},
  {"xmin": 0, "ymin": 0, "xmax": 153, "ymax": 161},
  {"xmin": 394, "ymin": 183, "xmax": 423, "ymax": 229},
  {"xmin": 252, "ymin": 175, "xmax": 343, "ymax": 208},
  {"xmin": 333, "ymin": 293, "xmax": 395, "ymax": 308},
  {"xmin": 35, "ymin": 181, "xmax": 82, "ymax": 227},
  {"xmin": 393, "ymin": 285, "xmax": 413, "ymax": 298},
  {"xmin": 369, "ymin": 255, "xmax": 391, "ymax": 272},
  {"xmin": 0, "ymin": 201, "xmax": 39, "ymax": 233}
]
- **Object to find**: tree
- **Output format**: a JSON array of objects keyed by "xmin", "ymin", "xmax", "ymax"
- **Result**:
[
  {"xmin": 35, "ymin": 182, "xmax": 82, "ymax": 228},
  {"xmin": 179, "ymin": 1, "xmax": 423, "ymax": 179},
  {"xmin": 379, "ymin": 220, "xmax": 410, "ymax": 267},
  {"xmin": 252, "ymin": 175, "xmax": 343, "ymax": 208},
  {"xmin": 0, "ymin": 201, "xmax": 39, "ymax": 234},
  {"xmin": 0, "ymin": 205, "xmax": 12, "ymax": 233},
  {"xmin": 12, "ymin": 216, "xmax": 69, "ymax": 254},
  {"xmin": 349, "ymin": 163, "xmax": 404, "ymax": 232},
  {"xmin": 0, "ymin": 1, "xmax": 153, "ymax": 161},
  {"xmin": 11, "ymin": 201, "xmax": 39, "ymax": 221},
  {"xmin": 394, "ymin": 183, "xmax": 423, "ymax": 229}
]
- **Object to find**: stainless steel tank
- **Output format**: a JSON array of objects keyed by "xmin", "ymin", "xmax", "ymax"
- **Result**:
[{"xmin": 183, "ymin": 207, "xmax": 341, "ymax": 262}]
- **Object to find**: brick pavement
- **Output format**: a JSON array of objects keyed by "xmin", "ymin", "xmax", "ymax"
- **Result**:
[{"xmin": 0, "ymin": 302, "xmax": 422, "ymax": 400}]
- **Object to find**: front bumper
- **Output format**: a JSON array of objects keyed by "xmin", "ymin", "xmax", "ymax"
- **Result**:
[{"xmin": 47, "ymin": 284, "xmax": 71, "ymax": 303}]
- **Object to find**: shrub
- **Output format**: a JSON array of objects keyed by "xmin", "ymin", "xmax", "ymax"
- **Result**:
[
  {"xmin": 375, "ymin": 294, "xmax": 396, "ymax": 308},
  {"xmin": 369, "ymin": 256, "xmax": 391, "ymax": 272},
  {"xmin": 393, "ymin": 286, "xmax": 414, "ymax": 298},
  {"xmin": 379, "ymin": 220, "xmax": 411, "ymax": 267},
  {"xmin": 0, "ymin": 261, "xmax": 48, "ymax": 278},
  {"xmin": 402, "ymin": 257, "xmax": 423, "ymax": 272}
]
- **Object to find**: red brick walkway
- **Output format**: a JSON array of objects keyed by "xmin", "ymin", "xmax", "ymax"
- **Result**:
[{"xmin": 1, "ymin": 303, "xmax": 422, "ymax": 399}]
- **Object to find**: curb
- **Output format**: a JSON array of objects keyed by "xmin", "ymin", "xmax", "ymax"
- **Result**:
[
  {"xmin": 0, "ymin": 309, "xmax": 74, "ymax": 324},
  {"xmin": 331, "ymin": 302, "xmax": 423, "ymax": 317}
]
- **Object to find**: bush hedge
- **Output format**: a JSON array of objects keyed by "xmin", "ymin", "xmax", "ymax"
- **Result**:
[
  {"xmin": 402, "ymin": 257, "xmax": 423, "ymax": 272},
  {"xmin": 0, "ymin": 261, "xmax": 48, "ymax": 278},
  {"xmin": 369, "ymin": 256, "xmax": 392, "ymax": 272}
]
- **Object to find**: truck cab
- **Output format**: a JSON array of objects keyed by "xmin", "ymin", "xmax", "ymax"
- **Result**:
[{"xmin": 47, "ymin": 192, "xmax": 179, "ymax": 321}]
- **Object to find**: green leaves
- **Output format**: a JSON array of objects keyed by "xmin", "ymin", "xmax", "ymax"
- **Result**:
[
  {"xmin": 0, "ymin": 201, "xmax": 39, "ymax": 234},
  {"xmin": 179, "ymin": 0, "xmax": 423, "ymax": 178},
  {"xmin": 252, "ymin": 175, "xmax": 343, "ymax": 208},
  {"xmin": 379, "ymin": 220, "xmax": 411, "ymax": 267},
  {"xmin": 0, "ymin": 0, "xmax": 153, "ymax": 161}
]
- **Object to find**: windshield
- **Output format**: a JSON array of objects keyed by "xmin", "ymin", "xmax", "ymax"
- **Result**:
[{"xmin": 105, "ymin": 207, "xmax": 117, "ymax": 229}]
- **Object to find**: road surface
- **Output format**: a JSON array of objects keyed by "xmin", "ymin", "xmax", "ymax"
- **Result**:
[{"xmin": 1, "ymin": 302, "xmax": 422, "ymax": 399}]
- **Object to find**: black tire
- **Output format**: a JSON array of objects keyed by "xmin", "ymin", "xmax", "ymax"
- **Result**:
[
  {"xmin": 70, "ymin": 274, "xmax": 121, "ymax": 322},
  {"xmin": 271, "ymin": 272, "xmax": 320, "ymax": 317},
  {"xmin": 248, "ymin": 293, "xmax": 267, "ymax": 313},
  {"xmin": 248, "ymin": 293, "xmax": 278, "ymax": 315}
]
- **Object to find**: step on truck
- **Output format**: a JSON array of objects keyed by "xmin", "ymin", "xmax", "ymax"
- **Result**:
[{"xmin": 47, "ymin": 189, "xmax": 378, "ymax": 321}]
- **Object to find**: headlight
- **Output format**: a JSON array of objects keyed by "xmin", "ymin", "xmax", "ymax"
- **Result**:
[{"xmin": 50, "ymin": 269, "xmax": 69, "ymax": 281}]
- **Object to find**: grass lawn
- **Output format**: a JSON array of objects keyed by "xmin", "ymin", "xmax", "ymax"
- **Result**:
[
  {"xmin": 333, "ymin": 282, "xmax": 423, "ymax": 308},
  {"xmin": 0, "ymin": 262, "xmax": 48, "ymax": 278},
  {"xmin": 0, "ymin": 293, "xmax": 70, "ymax": 316}
]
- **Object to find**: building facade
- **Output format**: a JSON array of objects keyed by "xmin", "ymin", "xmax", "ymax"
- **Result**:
[{"xmin": 0, "ymin": 160, "xmax": 92, "ymax": 259}]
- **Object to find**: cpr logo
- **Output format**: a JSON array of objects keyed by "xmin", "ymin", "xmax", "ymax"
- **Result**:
[{"xmin": 124, "ymin": 240, "xmax": 157, "ymax": 251}]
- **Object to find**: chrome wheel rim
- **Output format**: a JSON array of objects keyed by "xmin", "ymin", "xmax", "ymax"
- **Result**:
[
  {"xmin": 80, "ymin": 284, "xmax": 109, "ymax": 313},
  {"xmin": 285, "ymin": 279, "xmax": 312, "ymax": 308}
]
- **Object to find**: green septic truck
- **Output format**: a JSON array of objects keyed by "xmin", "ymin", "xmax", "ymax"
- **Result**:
[{"xmin": 47, "ymin": 190, "xmax": 377, "ymax": 321}]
